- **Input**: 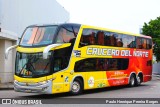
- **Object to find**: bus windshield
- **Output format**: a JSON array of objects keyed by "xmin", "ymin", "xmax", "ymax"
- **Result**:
[
  {"xmin": 20, "ymin": 26, "xmax": 58, "ymax": 46},
  {"xmin": 15, "ymin": 52, "xmax": 51, "ymax": 78}
]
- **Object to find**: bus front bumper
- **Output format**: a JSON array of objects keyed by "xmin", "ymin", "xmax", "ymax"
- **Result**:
[{"xmin": 14, "ymin": 80, "xmax": 52, "ymax": 94}]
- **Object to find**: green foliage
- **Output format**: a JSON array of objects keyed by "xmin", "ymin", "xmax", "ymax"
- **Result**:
[
  {"xmin": 153, "ymin": 41, "xmax": 160, "ymax": 62},
  {"xmin": 142, "ymin": 17, "xmax": 160, "ymax": 62}
]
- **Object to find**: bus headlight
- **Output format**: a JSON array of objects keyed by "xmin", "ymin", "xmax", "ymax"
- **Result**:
[
  {"xmin": 14, "ymin": 80, "xmax": 18, "ymax": 83},
  {"xmin": 39, "ymin": 81, "xmax": 48, "ymax": 85}
]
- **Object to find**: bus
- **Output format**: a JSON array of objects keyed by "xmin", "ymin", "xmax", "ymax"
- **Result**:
[{"xmin": 5, "ymin": 23, "xmax": 152, "ymax": 95}]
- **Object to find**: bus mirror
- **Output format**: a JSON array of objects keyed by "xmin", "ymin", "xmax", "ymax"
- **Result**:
[
  {"xmin": 43, "ymin": 44, "xmax": 63, "ymax": 59},
  {"xmin": 5, "ymin": 45, "xmax": 18, "ymax": 59}
]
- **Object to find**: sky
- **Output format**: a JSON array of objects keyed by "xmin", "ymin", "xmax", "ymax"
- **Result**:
[{"xmin": 57, "ymin": 0, "xmax": 160, "ymax": 34}]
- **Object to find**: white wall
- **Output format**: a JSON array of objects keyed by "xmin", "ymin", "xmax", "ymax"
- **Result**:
[
  {"xmin": 0, "ymin": 0, "xmax": 2, "ymax": 26},
  {"xmin": 0, "ymin": 0, "xmax": 69, "ymax": 37},
  {"xmin": 0, "ymin": 39, "xmax": 15, "ymax": 83},
  {"xmin": 153, "ymin": 62, "xmax": 160, "ymax": 75},
  {"xmin": 0, "ymin": 40, "xmax": 5, "ymax": 81}
]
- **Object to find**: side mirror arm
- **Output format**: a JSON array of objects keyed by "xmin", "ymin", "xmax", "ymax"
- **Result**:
[
  {"xmin": 43, "ymin": 44, "xmax": 63, "ymax": 59},
  {"xmin": 5, "ymin": 45, "xmax": 18, "ymax": 59}
]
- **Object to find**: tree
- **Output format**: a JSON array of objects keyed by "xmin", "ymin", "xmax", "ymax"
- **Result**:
[{"xmin": 142, "ymin": 16, "xmax": 160, "ymax": 62}]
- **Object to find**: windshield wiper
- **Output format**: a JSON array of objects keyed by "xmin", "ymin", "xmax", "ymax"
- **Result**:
[
  {"xmin": 18, "ymin": 55, "xmax": 38, "ymax": 76},
  {"xmin": 42, "ymin": 62, "xmax": 50, "ymax": 73}
]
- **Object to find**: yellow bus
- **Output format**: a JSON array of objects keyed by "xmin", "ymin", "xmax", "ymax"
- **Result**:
[{"xmin": 5, "ymin": 23, "xmax": 152, "ymax": 95}]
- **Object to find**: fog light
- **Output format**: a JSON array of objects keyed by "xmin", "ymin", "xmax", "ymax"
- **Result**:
[{"xmin": 42, "ymin": 86, "xmax": 48, "ymax": 91}]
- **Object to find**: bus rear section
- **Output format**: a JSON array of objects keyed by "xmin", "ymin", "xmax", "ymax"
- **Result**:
[{"xmin": 73, "ymin": 26, "xmax": 152, "ymax": 90}]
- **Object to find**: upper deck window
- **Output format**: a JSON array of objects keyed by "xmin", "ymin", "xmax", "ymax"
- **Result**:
[
  {"xmin": 79, "ymin": 28, "xmax": 152, "ymax": 49},
  {"xmin": 20, "ymin": 26, "xmax": 57, "ymax": 46},
  {"xmin": 55, "ymin": 25, "xmax": 80, "ymax": 43}
]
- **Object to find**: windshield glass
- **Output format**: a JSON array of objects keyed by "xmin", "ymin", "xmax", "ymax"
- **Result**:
[
  {"xmin": 20, "ymin": 26, "xmax": 57, "ymax": 46},
  {"xmin": 15, "ymin": 52, "xmax": 51, "ymax": 78}
]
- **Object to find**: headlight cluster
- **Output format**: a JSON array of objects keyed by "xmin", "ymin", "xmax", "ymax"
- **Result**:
[{"xmin": 39, "ymin": 81, "xmax": 47, "ymax": 85}]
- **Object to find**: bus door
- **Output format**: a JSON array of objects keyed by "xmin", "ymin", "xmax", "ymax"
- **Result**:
[
  {"xmin": 51, "ymin": 48, "xmax": 71, "ymax": 93},
  {"xmin": 51, "ymin": 72, "xmax": 64, "ymax": 93}
]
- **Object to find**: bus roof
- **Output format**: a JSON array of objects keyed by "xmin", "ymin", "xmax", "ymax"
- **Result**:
[
  {"xmin": 27, "ymin": 23, "xmax": 81, "ymax": 28},
  {"xmin": 27, "ymin": 23, "xmax": 152, "ymax": 39}
]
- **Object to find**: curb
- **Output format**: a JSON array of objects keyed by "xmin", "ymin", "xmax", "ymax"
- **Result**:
[
  {"xmin": 0, "ymin": 88, "xmax": 14, "ymax": 90},
  {"xmin": 152, "ymin": 74, "xmax": 160, "ymax": 77},
  {"xmin": 0, "ymin": 83, "xmax": 14, "ymax": 90}
]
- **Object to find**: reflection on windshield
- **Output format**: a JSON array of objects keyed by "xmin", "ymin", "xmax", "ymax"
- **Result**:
[
  {"xmin": 16, "ymin": 52, "xmax": 51, "ymax": 78},
  {"xmin": 20, "ymin": 26, "xmax": 57, "ymax": 46},
  {"xmin": 55, "ymin": 25, "xmax": 80, "ymax": 43}
]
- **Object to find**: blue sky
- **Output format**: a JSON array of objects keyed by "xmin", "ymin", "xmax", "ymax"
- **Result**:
[{"xmin": 57, "ymin": 0, "xmax": 160, "ymax": 34}]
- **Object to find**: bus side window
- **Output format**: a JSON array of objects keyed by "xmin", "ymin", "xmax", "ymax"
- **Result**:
[
  {"xmin": 110, "ymin": 34, "xmax": 117, "ymax": 46},
  {"xmin": 79, "ymin": 29, "xmax": 97, "ymax": 47},
  {"xmin": 109, "ymin": 59, "xmax": 118, "ymax": 70},
  {"xmin": 96, "ymin": 59, "xmax": 104, "ymax": 70},
  {"xmin": 136, "ymin": 37, "xmax": 143, "ymax": 49},
  {"xmin": 104, "ymin": 31, "xmax": 110, "ymax": 46},
  {"xmin": 116, "ymin": 34, "xmax": 123, "ymax": 47},
  {"xmin": 97, "ymin": 31, "xmax": 105, "ymax": 45},
  {"xmin": 142, "ymin": 38, "xmax": 147, "ymax": 49},
  {"xmin": 126, "ymin": 36, "xmax": 136, "ymax": 48},
  {"xmin": 89, "ymin": 32, "xmax": 95, "ymax": 45},
  {"xmin": 146, "ymin": 39, "xmax": 152, "ymax": 49}
]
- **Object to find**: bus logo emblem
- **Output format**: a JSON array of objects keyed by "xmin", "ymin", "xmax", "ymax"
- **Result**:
[
  {"xmin": 26, "ymin": 83, "xmax": 29, "ymax": 86},
  {"xmin": 73, "ymin": 50, "xmax": 81, "ymax": 57},
  {"xmin": 88, "ymin": 77, "xmax": 94, "ymax": 87}
]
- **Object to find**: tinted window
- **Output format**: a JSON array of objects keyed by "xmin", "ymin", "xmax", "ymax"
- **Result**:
[
  {"xmin": 20, "ymin": 26, "xmax": 57, "ymax": 46},
  {"xmin": 55, "ymin": 25, "xmax": 80, "ymax": 43},
  {"xmin": 79, "ymin": 29, "xmax": 97, "ymax": 47},
  {"xmin": 15, "ymin": 52, "xmax": 51, "ymax": 78},
  {"xmin": 136, "ymin": 37, "xmax": 152, "ymax": 49},
  {"xmin": 51, "ymin": 46, "xmax": 72, "ymax": 73},
  {"xmin": 79, "ymin": 28, "xmax": 151, "ymax": 49},
  {"xmin": 74, "ymin": 58, "xmax": 129, "ymax": 72},
  {"xmin": 79, "ymin": 28, "xmax": 136, "ymax": 48},
  {"xmin": 146, "ymin": 39, "xmax": 152, "ymax": 49},
  {"xmin": 105, "ymin": 32, "xmax": 118, "ymax": 46},
  {"xmin": 122, "ymin": 34, "xmax": 136, "ymax": 48}
]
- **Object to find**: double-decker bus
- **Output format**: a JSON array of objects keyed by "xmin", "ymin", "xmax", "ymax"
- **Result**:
[{"xmin": 5, "ymin": 23, "xmax": 152, "ymax": 95}]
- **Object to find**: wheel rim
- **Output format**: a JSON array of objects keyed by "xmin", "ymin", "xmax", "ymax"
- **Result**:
[
  {"xmin": 137, "ymin": 76, "xmax": 141, "ymax": 84},
  {"xmin": 131, "ymin": 77, "xmax": 135, "ymax": 86},
  {"xmin": 72, "ymin": 81, "xmax": 80, "ymax": 93}
]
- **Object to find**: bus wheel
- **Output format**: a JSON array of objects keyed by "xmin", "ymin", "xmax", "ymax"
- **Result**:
[
  {"xmin": 136, "ymin": 75, "xmax": 142, "ymax": 86},
  {"xmin": 129, "ymin": 74, "xmax": 136, "ymax": 87},
  {"xmin": 70, "ymin": 78, "xmax": 83, "ymax": 95}
]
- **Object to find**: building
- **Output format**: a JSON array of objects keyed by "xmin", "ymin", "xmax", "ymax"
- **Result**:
[
  {"xmin": 0, "ymin": 0, "xmax": 69, "ymax": 83},
  {"xmin": 0, "ymin": 29, "xmax": 18, "ymax": 83}
]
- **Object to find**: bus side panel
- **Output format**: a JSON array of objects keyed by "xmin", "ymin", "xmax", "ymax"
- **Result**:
[
  {"xmin": 85, "ymin": 71, "xmax": 107, "ymax": 89},
  {"xmin": 52, "ymin": 72, "xmax": 65, "ymax": 94},
  {"xmin": 105, "ymin": 70, "xmax": 129, "ymax": 87},
  {"xmin": 142, "ymin": 49, "xmax": 152, "ymax": 82}
]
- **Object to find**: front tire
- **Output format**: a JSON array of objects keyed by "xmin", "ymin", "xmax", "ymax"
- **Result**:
[{"xmin": 70, "ymin": 78, "xmax": 83, "ymax": 95}]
